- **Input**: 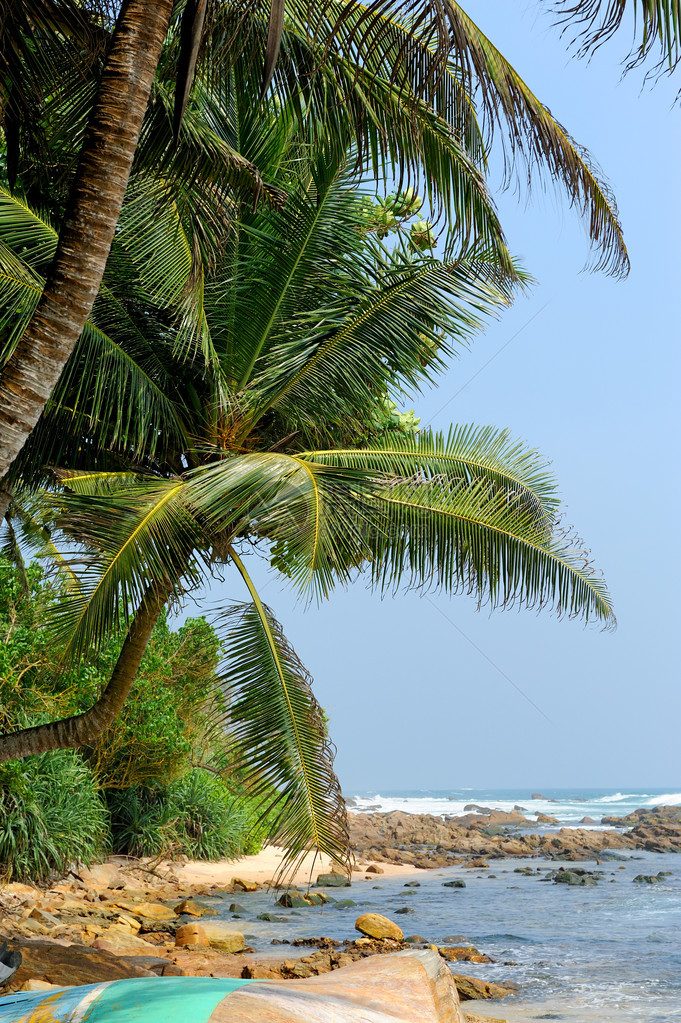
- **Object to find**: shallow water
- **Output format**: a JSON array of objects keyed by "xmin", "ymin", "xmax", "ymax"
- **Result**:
[{"xmin": 210, "ymin": 788, "xmax": 681, "ymax": 1022}]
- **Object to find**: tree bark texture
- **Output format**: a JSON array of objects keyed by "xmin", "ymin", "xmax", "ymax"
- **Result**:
[
  {"xmin": 0, "ymin": 582, "xmax": 170, "ymax": 763},
  {"xmin": 0, "ymin": 0, "xmax": 174, "ymax": 479}
]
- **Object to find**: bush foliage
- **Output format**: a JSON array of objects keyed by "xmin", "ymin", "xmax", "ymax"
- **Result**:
[{"xmin": 0, "ymin": 559, "xmax": 264, "ymax": 880}]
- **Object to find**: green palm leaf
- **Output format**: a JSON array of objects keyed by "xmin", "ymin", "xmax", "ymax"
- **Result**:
[
  {"xmin": 303, "ymin": 424, "xmax": 561, "ymax": 524},
  {"xmin": 442, "ymin": 2, "xmax": 629, "ymax": 276},
  {"xmin": 253, "ymin": 248, "xmax": 525, "ymax": 433},
  {"xmin": 50, "ymin": 474, "xmax": 203, "ymax": 659},
  {"xmin": 217, "ymin": 549, "xmax": 349, "ymax": 881},
  {"xmin": 371, "ymin": 477, "xmax": 614, "ymax": 625}
]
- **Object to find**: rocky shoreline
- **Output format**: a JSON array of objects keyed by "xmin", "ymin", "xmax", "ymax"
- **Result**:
[
  {"xmin": 1, "ymin": 805, "xmax": 679, "ymax": 1014},
  {"xmin": 348, "ymin": 804, "xmax": 681, "ymax": 867}
]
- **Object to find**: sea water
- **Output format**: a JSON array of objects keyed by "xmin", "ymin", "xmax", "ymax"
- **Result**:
[{"xmin": 214, "ymin": 788, "xmax": 681, "ymax": 1021}]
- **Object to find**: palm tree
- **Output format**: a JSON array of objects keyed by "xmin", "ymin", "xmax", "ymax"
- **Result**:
[
  {"xmin": 0, "ymin": 113, "xmax": 614, "ymax": 874},
  {"xmin": 0, "ymin": 0, "xmax": 630, "ymax": 484}
]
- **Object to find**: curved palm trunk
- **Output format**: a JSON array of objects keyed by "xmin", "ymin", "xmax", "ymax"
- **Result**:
[
  {"xmin": 0, "ymin": 0, "xmax": 174, "ymax": 479},
  {"xmin": 0, "ymin": 582, "xmax": 170, "ymax": 763}
]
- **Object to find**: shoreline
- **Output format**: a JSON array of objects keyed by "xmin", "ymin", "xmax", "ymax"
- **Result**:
[
  {"xmin": 2, "ymin": 805, "xmax": 680, "ymax": 1018},
  {"xmin": 170, "ymin": 846, "xmax": 422, "ymax": 889}
]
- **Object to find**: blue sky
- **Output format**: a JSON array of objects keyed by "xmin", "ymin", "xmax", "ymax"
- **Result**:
[{"xmin": 184, "ymin": 2, "xmax": 680, "ymax": 791}]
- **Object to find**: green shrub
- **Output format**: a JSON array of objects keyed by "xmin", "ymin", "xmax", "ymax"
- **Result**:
[
  {"xmin": 107, "ymin": 770, "xmax": 267, "ymax": 861},
  {"xmin": 0, "ymin": 749, "xmax": 108, "ymax": 882}
]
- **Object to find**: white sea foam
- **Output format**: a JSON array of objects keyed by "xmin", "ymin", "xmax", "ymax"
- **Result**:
[
  {"xmin": 598, "ymin": 792, "xmax": 646, "ymax": 803},
  {"xmin": 646, "ymin": 791, "xmax": 681, "ymax": 805}
]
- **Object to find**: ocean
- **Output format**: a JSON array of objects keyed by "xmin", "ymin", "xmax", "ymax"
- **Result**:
[{"xmin": 215, "ymin": 787, "xmax": 681, "ymax": 1022}]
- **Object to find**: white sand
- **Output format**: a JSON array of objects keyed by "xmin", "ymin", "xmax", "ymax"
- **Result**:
[{"xmin": 171, "ymin": 846, "xmax": 421, "ymax": 888}]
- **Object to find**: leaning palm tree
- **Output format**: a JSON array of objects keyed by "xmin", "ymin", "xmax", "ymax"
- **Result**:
[
  {"xmin": 0, "ymin": 0, "xmax": 630, "ymax": 483},
  {"xmin": 0, "ymin": 112, "xmax": 614, "ymax": 875}
]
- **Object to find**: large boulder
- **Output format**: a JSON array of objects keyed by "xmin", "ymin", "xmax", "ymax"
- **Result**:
[
  {"xmin": 355, "ymin": 913, "xmax": 404, "ymax": 941},
  {"xmin": 1, "ymin": 936, "xmax": 152, "ymax": 990}
]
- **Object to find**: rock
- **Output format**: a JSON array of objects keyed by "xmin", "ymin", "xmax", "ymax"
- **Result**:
[
  {"xmin": 354, "ymin": 913, "xmax": 404, "ymax": 941},
  {"xmin": 201, "ymin": 923, "xmax": 245, "ymax": 953},
  {"xmin": 174, "ymin": 899, "xmax": 213, "ymax": 918},
  {"xmin": 443, "ymin": 880, "xmax": 466, "ymax": 888},
  {"xmin": 404, "ymin": 935, "xmax": 428, "ymax": 943},
  {"xmin": 229, "ymin": 903, "xmax": 247, "ymax": 914},
  {"xmin": 92, "ymin": 929, "xmax": 156, "ymax": 955},
  {"xmin": 513, "ymin": 805, "xmax": 527, "ymax": 812},
  {"xmin": 232, "ymin": 878, "xmax": 259, "ymax": 892},
  {"xmin": 464, "ymin": 1014, "xmax": 508, "ymax": 1023},
  {"xmin": 277, "ymin": 892, "xmax": 312, "ymax": 909},
  {"xmin": 403, "ymin": 881, "xmax": 420, "ymax": 887},
  {"xmin": 464, "ymin": 804, "xmax": 493, "ymax": 813},
  {"xmin": 28, "ymin": 909, "xmax": 59, "ymax": 928},
  {"xmin": 116, "ymin": 955, "xmax": 171, "ymax": 976},
  {"xmin": 5, "ymin": 936, "xmax": 152, "ymax": 988},
  {"xmin": 75, "ymin": 864, "xmax": 126, "ymax": 890},
  {"xmin": 316, "ymin": 872, "xmax": 350, "ymax": 888},
  {"xmin": 452, "ymin": 974, "xmax": 517, "ymax": 1001},
  {"xmin": 331, "ymin": 899, "xmax": 356, "ymax": 910},
  {"xmin": 464, "ymin": 859, "xmax": 489, "ymax": 869},
  {"xmin": 580, "ymin": 817, "xmax": 596, "ymax": 824},
  {"xmin": 394, "ymin": 907, "xmax": 414, "ymax": 915},
  {"xmin": 531, "ymin": 793, "xmax": 546, "ymax": 800},
  {"xmin": 438, "ymin": 946, "xmax": 491, "ymax": 964},
  {"xmin": 20, "ymin": 979, "xmax": 67, "ymax": 992},
  {"xmin": 175, "ymin": 922, "xmax": 209, "ymax": 947},
  {"xmin": 633, "ymin": 873, "xmax": 664, "ymax": 883},
  {"xmin": 258, "ymin": 913, "xmax": 289, "ymax": 923},
  {"xmin": 119, "ymin": 901, "xmax": 174, "ymax": 922},
  {"xmin": 553, "ymin": 868, "xmax": 599, "ymax": 886},
  {"xmin": 365, "ymin": 864, "xmax": 383, "ymax": 874}
]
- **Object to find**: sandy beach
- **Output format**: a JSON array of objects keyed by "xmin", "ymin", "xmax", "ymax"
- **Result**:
[{"xmin": 171, "ymin": 845, "xmax": 421, "ymax": 888}]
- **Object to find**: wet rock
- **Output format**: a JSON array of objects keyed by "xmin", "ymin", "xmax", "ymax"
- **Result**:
[
  {"xmin": 258, "ymin": 913, "xmax": 289, "ymax": 923},
  {"xmin": 229, "ymin": 903, "xmax": 247, "ymax": 914},
  {"xmin": 232, "ymin": 878, "xmax": 259, "ymax": 892},
  {"xmin": 404, "ymin": 881, "xmax": 421, "ymax": 887},
  {"xmin": 316, "ymin": 873, "xmax": 350, "ymax": 888},
  {"xmin": 580, "ymin": 817, "xmax": 596, "ymax": 824},
  {"xmin": 536, "ymin": 814, "xmax": 560, "ymax": 825},
  {"xmin": 443, "ymin": 880, "xmax": 466, "ymax": 888},
  {"xmin": 201, "ymin": 924, "xmax": 245, "ymax": 953},
  {"xmin": 553, "ymin": 868, "xmax": 599, "ymax": 886},
  {"xmin": 438, "ymin": 946, "xmax": 491, "ymax": 964},
  {"xmin": 355, "ymin": 913, "xmax": 404, "ymax": 941},
  {"xmin": 453, "ymin": 974, "xmax": 517, "ymax": 1001},
  {"xmin": 277, "ymin": 892, "xmax": 313, "ymax": 909},
  {"xmin": 633, "ymin": 873, "xmax": 665, "ymax": 883},
  {"xmin": 394, "ymin": 907, "xmax": 414, "ymax": 915},
  {"xmin": 331, "ymin": 899, "xmax": 356, "ymax": 910},
  {"xmin": 531, "ymin": 793, "xmax": 546, "ymax": 800},
  {"xmin": 174, "ymin": 899, "xmax": 210, "ymax": 918}
]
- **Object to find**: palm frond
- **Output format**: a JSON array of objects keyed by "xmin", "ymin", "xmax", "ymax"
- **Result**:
[
  {"xmin": 252, "ymin": 247, "xmax": 525, "ymax": 434},
  {"xmin": 0, "ymin": 186, "xmax": 59, "ymax": 269},
  {"xmin": 371, "ymin": 476, "xmax": 615, "ymax": 625},
  {"xmin": 217, "ymin": 549, "xmax": 349, "ymax": 881},
  {"xmin": 550, "ymin": 0, "xmax": 681, "ymax": 71},
  {"xmin": 49, "ymin": 475, "xmax": 203, "ymax": 659},
  {"xmin": 302, "ymin": 424, "xmax": 561, "ymax": 524},
  {"xmin": 441, "ymin": 2, "xmax": 629, "ymax": 276}
]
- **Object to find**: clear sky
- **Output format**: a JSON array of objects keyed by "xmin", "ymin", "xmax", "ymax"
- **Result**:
[{"xmin": 181, "ymin": 2, "xmax": 680, "ymax": 792}]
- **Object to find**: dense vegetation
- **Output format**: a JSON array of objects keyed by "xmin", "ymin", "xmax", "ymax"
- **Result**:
[{"xmin": 0, "ymin": 559, "xmax": 266, "ymax": 881}]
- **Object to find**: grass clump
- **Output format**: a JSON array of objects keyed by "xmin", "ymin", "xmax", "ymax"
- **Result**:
[{"xmin": 0, "ymin": 748, "xmax": 108, "ymax": 882}]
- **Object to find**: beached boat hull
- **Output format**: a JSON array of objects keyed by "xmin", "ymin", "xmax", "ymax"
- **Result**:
[{"xmin": 0, "ymin": 950, "xmax": 465, "ymax": 1022}]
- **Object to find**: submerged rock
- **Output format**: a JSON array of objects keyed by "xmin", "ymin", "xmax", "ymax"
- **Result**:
[{"xmin": 316, "ymin": 873, "xmax": 351, "ymax": 888}]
